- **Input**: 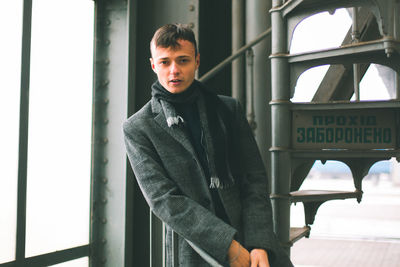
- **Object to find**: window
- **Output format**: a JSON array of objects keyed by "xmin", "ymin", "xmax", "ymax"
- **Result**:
[
  {"xmin": 0, "ymin": 0, "xmax": 94, "ymax": 265},
  {"xmin": 0, "ymin": 0, "xmax": 23, "ymax": 262}
]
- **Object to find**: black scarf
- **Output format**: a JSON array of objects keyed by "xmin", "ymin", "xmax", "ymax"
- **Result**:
[
  {"xmin": 151, "ymin": 80, "xmax": 200, "ymax": 104},
  {"xmin": 151, "ymin": 80, "xmax": 234, "ymax": 189}
]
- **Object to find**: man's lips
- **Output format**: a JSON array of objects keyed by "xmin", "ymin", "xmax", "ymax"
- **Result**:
[{"xmin": 169, "ymin": 79, "xmax": 182, "ymax": 85}]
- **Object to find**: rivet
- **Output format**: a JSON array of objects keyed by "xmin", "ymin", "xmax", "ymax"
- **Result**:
[
  {"xmin": 102, "ymin": 138, "xmax": 109, "ymax": 144},
  {"xmin": 102, "ymin": 198, "xmax": 108, "ymax": 204},
  {"xmin": 102, "ymin": 177, "xmax": 108, "ymax": 183},
  {"xmin": 103, "ymin": 158, "xmax": 108, "ymax": 164},
  {"xmin": 189, "ymin": 5, "xmax": 195, "ymax": 11},
  {"xmin": 101, "ymin": 238, "xmax": 107, "ymax": 244},
  {"xmin": 104, "ymin": 39, "xmax": 111, "ymax": 46},
  {"xmin": 105, "ymin": 19, "xmax": 111, "ymax": 26},
  {"xmin": 102, "ymin": 218, "xmax": 107, "ymax": 224},
  {"xmin": 104, "ymin": 98, "xmax": 109, "ymax": 104},
  {"xmin": 102, "ymin": 80, "xmax": 109, "ymax": 87},
  {"xmin": 103, "ymin": 118, "xmax": 109, "ymax": 124},
  {"xmin": 104, "ymin": 59, "xmax": 110, "ymax": 65},
  {"xmin": 189, "ymin": 22, "xmax": 195, "ymax": 29}
]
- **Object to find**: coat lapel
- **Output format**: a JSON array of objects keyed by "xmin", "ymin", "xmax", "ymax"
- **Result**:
[{"xmin": 152, "ymin": 98, "xmax": 197, "ymax": 157}]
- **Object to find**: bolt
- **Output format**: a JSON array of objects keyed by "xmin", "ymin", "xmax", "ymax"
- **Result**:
[
  {"xmin": 102, "ymin": 177, "xmax": 108, "ymax": 183},
  {"xmin": 189, "ymin": 22, "xmax": 195, "ymax": 29},
  {"xmin": 103, "ymin": 158, "xmax": 108, "ymax": 164},
  {"xmin": 102, "ymin": 218, "xmax": 107, "ymax": 224},
  {"xmin": 189, "ymin": 5, "xmax": 195, "ymax": 11},
  {"xmin": 105, "ymin": 19, "xmax": 111, "ymax": 26},
  {"xmin": 103, "ymin": 118, "xmax": 109, "ymax": 124},
  {"xmin": 102, "ymin": 138, "xmax": 109, "ymax": 144},
  {"xmin": 103, "ymin": 98, "xmax": 109, "ymax": 104},
  {"xmin": 104, "ymin": 39, "xmax": 111, "ymax": 46},
  {"xmin": 102, "ymin": 80, "xmax": 109, "ymax": 87},
  {"xmin": 102, "ymin": 198, "xmax": 108, "ymax": 204}
]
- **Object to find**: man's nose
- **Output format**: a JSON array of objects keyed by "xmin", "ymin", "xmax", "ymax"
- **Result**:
[{"xmin": 169, "ymin": 62, "xmax": 180, "ymax": 74}]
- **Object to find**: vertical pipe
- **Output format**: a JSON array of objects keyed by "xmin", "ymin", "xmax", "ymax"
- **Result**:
[
  {"xmin": 232, "ymin": 0, "xmax": 245, "ymax": 104},
  {"xmin": 162, "ymin": 222, "xmax": 166, "ymax": 267},
  {"xmin": 270, "ymin": 0, "xmax": 291, "ymax": 254},
  {"xmin": 246, "ymin": 48, "xmax": 257, "ymax": 132},
  {"xmin": 150, "ymin": 212, "xmax": 163, "ymax": 267},
  {"xmin": 246, "ymin": 0, "xmax": 272, "ymax": 175},
  {"xmin": 395, "ymin": 1, "xmax": 399, "ymax": 41},
  {"xmin": 16, "ymin": 0, "xmax": 33, "ymax": 261},
  {"xmin": 352, "ymin": 7, "xmax": 360, "ymax": 101},
  {"xmin": 150, "ymin": 211, "xmax": 153, "ymax": 267},
  {"xmin": 396, "ymin": 74, "xmax": 400, "ymax": 100}
]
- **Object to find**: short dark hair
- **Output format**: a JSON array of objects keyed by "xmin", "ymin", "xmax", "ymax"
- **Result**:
[{"xmin": 150, "ymin": 23, "xmax": 198, "ymax": 56}]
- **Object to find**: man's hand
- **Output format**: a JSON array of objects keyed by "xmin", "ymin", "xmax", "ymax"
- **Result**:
[
  {"xmin": 228, "ymin": 240, "xmax": 250, "ymax": 267},
  {"xmin": 250, "ymin": 249, "xmax": 270, "ymax": 267}
]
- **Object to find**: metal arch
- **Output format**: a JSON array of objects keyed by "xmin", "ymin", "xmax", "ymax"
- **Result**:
[{"xmin": 277, "ymin": 0, "xmax": 398, "ymax": 52}]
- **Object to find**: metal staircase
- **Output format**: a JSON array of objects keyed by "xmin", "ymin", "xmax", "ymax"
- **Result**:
[{"xmin": 270, "ymin": 0, "xmax": 400, "ymax": 251}]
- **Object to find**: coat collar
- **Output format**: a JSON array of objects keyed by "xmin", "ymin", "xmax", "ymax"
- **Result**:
[{"xmin": 151, "ymin": 97, "xmax": 197, "ymax": 157}]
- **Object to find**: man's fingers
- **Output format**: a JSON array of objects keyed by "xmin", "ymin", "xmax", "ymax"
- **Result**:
[{"xmin": 250, "ymin": 249, "xmax": 270, "ymax": 267}]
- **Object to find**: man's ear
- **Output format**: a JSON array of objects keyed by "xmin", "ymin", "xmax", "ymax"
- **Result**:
[
  {"xmin": 195, "ymin": 53, "xmax": 200, "ymax": 70},
  {"xmin": 149, "ymin": 58, "xmax": 157, "ymax": 73}
]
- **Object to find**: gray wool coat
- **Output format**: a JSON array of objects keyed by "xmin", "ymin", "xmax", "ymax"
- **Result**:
[{"xmin": 123, "ymin": 92, "xmax": 292, "ymax": 267}]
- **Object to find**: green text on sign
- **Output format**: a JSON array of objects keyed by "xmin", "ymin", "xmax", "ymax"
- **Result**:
[{"xmin": 292, "ymin": 109, "xmax": 397, "ymax": 149}]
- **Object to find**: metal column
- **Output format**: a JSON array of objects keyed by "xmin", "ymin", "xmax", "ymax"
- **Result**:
[
  {"xmin": 270, "ymin": 0, "xmax": 292, "ymax": 253},
  {"xmin": 246, "ymin": 0, "xmax": 273, "ymax": 175},
  {"xmin": 91, "ymin": 0, "xmax": 129, "ymax": 266},
  {"xmin": 232, "ymin": 0, "xmax": 245, "ymax": 104}
]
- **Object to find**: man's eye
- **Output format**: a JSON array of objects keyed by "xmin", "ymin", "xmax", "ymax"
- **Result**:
[{"xmin": 160, "ymin": 61, "xmax": 168, "ymax": 65}]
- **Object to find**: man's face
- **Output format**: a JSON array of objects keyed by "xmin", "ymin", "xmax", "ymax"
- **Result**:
[{"xmin": 150, "ymin": 39, "xmax": 200, "ymax": 94}]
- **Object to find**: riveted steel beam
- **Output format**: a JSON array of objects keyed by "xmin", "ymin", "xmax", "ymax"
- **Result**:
[{"xmin": 91, "ymin": 0, "xmax": 129, "ymax": 266}]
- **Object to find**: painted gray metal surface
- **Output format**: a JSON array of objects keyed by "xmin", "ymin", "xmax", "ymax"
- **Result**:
[
  {"xmin": 91, "ymin": 0, "xmax": 129, "ymax": 266},
  {"xmin": 270, "ymin": 0, "xmax": 292, "ymax": 252},
  {"xmin": 232, "ymin": 0, "xmax": 245, "ymax": 104},
  {"xmin": 270, "ymin": 0, "xmax": 400, "ymax": 253},
  {"xmin": 312, "ymin": 7, "xmax": 380, "ymax": 102},
  {"xmin": 292, "ymin": 108, "xmax": 398, "ymax": 149},
  {"xmin": 246, "ymin": 0, "xmax": 273, "ymax": 176}
]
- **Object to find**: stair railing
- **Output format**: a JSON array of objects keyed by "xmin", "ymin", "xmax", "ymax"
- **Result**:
[
  {"xmin": 199, "ymin": 27, "xmax": 271, "ymax": 83},
  {"xmin": 199, "ymin": 27, "xmax": 271, "ymax": 133}
]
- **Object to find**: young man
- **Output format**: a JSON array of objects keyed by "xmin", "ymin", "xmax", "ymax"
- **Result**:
[{"xmin": 123, "ymin": 24, "xmax": 293, "ymax": 267}]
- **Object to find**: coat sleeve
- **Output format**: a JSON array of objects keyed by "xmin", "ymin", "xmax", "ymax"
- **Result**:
[
  {"xmin": 233, "ymin": 100, "xmax": 281, "ymax": 259},
  {"xmin": 123, "ymin": 119, "xmax": 237, "ymax": 264}
]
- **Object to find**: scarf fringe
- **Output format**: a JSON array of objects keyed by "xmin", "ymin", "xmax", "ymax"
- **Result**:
[
  {"xmin": 156, "ymin": 82, "xmax": 235, "ymax": 189},
  {"xmin": 209, "ymin": 176, "xmax": 222, "ymax": 189},
  {"xmin": 166, "ymin": 116, "xmax": 184, "ymax": 127}
]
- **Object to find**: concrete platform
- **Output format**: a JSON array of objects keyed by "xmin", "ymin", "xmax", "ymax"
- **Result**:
[
  {"xmin": 290, "ymin": 164, "xmax": 400, "ymax": 266},
  {"xmin": 291, "ymin": 237, "xmax": 400, "ymax": 267}
]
